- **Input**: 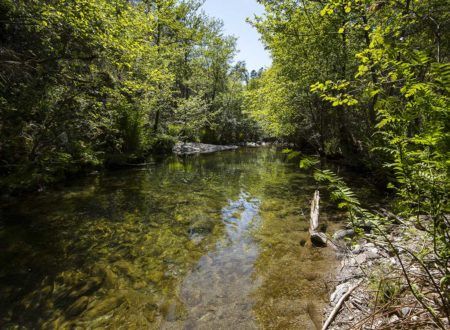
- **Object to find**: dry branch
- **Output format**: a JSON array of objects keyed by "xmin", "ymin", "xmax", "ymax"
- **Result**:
[
  {"xmin": 322, "ymin": 280, "xmax": 363, "ymax": 330},
  {"xmin": 309, "ymin": 190, "xmax": 328, "ymax": 247}
]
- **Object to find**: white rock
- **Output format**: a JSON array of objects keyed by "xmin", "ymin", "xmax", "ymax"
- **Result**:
[
  {"xmin": 366, "ymin": 248, "xmax": 380, "ymax": 259},
  {"xmin": 330, "ymin": 283, "xmax": 350, "ymax": 305},
  {"xmin": 390, "ymin": 315, "xmax": 400, "ymax": 323},
  {"xmin": 355, "ymin": 254, "xmax": 367, "ymax": 264},
  {"xmin": 352, "ymin": 245, "xmax": 363, "ymax": 254},
  {"xmin": 401, "ymin": 307, "xmax": 411, "ymax": 317}
]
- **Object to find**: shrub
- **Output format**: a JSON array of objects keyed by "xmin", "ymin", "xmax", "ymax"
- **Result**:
[{"xmin": 150, "ymin": 134, "xmax": 177, "ymax": 154}]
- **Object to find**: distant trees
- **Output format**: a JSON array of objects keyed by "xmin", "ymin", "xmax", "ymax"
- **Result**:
[{"xmin": 0, "ymin": 0, "xmax": 256, "ymax": 192}]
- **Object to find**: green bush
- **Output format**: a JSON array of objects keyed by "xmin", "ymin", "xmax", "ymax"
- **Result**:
[{"xmin": 150, "ymin": 134, "xmax": 177, "ymax": 154}]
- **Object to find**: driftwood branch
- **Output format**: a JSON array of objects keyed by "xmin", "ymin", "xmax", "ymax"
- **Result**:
[
  {"xmin": 309, "ymin": 190, "xmax": 339, "ymax": 249},
  {"xmin": 322, "ymin": 280, "xmax": 363, "ymax": 330},
  {"xmin": 309, "ymin": 190, "xmax": 330, "ymax": 247},
  {"xmin": 310, "ymin": 190, "xmax": 320, "ymax": 231}
]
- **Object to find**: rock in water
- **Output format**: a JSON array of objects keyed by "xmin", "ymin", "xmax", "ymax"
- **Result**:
[
  {"xmin": 173, "ymin": 142, "xmax": 238, "ymax": 155},
  {"xmin": 84, "ymin": 295, "xmax": 125, "ymax": 319},
  {"xmin": 66, "ymin": 296, "xmax": 90, "ymax": 317},
  {"xmin": 310, "ymin": 232, "xmax": 328, "ymax": 247}
]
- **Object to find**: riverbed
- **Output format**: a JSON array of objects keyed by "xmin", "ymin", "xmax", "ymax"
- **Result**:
[{"xmin": 0, "ymin": 148, "xmax": 341, "ymax": 329}]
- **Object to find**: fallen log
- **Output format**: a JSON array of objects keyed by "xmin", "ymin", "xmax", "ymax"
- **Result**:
[{"xmin": 309, "ymin": 190, "xmax": 328, "ymax": 247}]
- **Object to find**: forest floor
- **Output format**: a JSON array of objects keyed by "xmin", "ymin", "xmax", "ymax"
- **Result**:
[{"xmin": 324, "ymin": 225, "xmax": 447, "ymax": 330}]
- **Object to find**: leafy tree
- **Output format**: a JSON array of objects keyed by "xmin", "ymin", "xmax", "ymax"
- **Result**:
[
  {"xmin": 0, "ymin": 0, "xmax": 258, "ymax": 192},
  {"xmin": 253, "ymin": 0, "xmax": 449, "ymax": 326}
]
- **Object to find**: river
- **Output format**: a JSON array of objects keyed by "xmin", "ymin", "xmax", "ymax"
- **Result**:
[{"xmin": 0, "ymin": 147, "xmax": 343, "ymax": 329}]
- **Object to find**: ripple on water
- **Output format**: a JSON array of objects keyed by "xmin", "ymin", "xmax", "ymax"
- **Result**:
[{"xmin": 177, "ymin": 192, "xmax": 261, "ymax": 329}]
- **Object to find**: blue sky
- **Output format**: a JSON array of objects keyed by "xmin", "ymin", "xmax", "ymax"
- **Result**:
[{"xmin": 202, "ymin": 0, "xmax": 272, "ymax": 72}]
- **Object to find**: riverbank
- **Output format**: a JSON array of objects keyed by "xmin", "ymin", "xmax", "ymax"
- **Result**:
[
  {"xmin": 1, "ymin": 142, "xmax": 240, "ymax": 196},
  {"xmin": 173, "ymin": 142, "xmax": 239, "ymax": 155},
  {"xmin": 325, "ymin": 224, "xmax": 448, "ymax": 329}
]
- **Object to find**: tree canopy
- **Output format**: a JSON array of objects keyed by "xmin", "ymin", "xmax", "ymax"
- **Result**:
[
  {"xmin": 245, "ymin": 0, "xmax": 449, "ymax": 325},
  {"xmin": 0, "ymin": 0, "xmax": 259, "ymax": 192}
]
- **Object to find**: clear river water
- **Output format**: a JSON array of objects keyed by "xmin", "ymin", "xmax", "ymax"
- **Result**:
[{"xmin": 0, "ymin": 147, "xmax": 347, "ymax": 329}]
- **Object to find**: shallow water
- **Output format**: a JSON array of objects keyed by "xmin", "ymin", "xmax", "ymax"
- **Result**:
[{"xmin": 0, "ymin": 148, "xmax": 343, "ymax": 329}]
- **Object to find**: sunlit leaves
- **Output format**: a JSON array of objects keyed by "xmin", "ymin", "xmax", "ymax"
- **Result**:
[
  {"xmin": 299, "ymin": 156, "xmax": 320, "ymax": 169},
  {"xmin": 254, "ymin": 0, "xmax": 450, "ymax": 318},
  {"xmin": 311, "ymin": 80, "xmax": 359, "ymax": 107},
  {"xmin": 0, "ymin": 0, "xmax": 252, "ymax": 191}
]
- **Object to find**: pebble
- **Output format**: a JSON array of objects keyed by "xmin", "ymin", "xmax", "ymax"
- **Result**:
[
  {"xmin": 365, "ymin": 248, "xmax": 380, "ymax": 259},
  {"xmin": 401, "ymin": 307, "xmax": 411, "ymax": 317},
  {"xmin": 389, "ymin": 315, "xmax": 400, "ymax": 323},
  {"xmin": 352, "ymin": 245, "xmax": 363, "ymax": 254},
  {"xmin": 333, "ymin": 229, "xmax": 355, "ymax": 241},
  {"xmin": 190, "ymin": 234, "xmax": 204, "ymax": 246},
  {"xmin": 355, "ymin": 254, "xmax": 367, "ymax": 264}
]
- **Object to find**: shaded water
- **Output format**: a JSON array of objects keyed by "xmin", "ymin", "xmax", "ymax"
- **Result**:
[{"xmin": 0, "ymin": 148, "xmax": 342, "ymax": 329}]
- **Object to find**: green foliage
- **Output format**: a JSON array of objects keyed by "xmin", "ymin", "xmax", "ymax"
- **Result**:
[
  {"xmin": 369, "ymin": 275, "xmax": 402, "ymax": 305},
  {"xmin": 244, "ymin": 67, "xmax": 298, "ymax": 140},
  {"xmin": 261, "ymin": 1, "xmax": 449, "ymax": 324},
  {"xmin": 149, "ymin": 134, "xmax": 177, "ymax": 154},
  {"xmin": 248, "ymin": 0, "xmax": 449, "ymax": 160},
  {"xmin": 299, "ymin": 156, "xmax": 319, "ymax": 169},
  {"xmin": 0, "ymin": 0, "xmax": 258, "ymax": 192}
]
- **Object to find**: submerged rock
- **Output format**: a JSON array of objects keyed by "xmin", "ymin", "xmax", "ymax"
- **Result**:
[
  {"xmin": 83, "ymin": 295, "xmax": 126, "ymax": 319},
  {"xmin": 190, "ymin": 233, "xmax": 205, "ymax": 246},
  {"xmin": 68, "ymin": 277, "xmax": 103, "ymax": 299},
  {"xmin": 159, "ymin": 298, "xmax": 187, "ymax": 322},
  {"xmin": 66, "ymin": 296, "xmax": 90, "ymax": 317},
  {"xmin": 188, "ymin": 217, "xmax": 215, "ymax": 235}
]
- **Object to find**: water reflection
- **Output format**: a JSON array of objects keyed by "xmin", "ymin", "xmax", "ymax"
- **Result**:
[{"xmin": 178, "ymin": 192, "xmax": 261, "ymax": 329}]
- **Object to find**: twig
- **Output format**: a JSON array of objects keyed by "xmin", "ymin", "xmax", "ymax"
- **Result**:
[{"xmin": 349, "ymin": 301, "xmax": 391, "ymax": 329}]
